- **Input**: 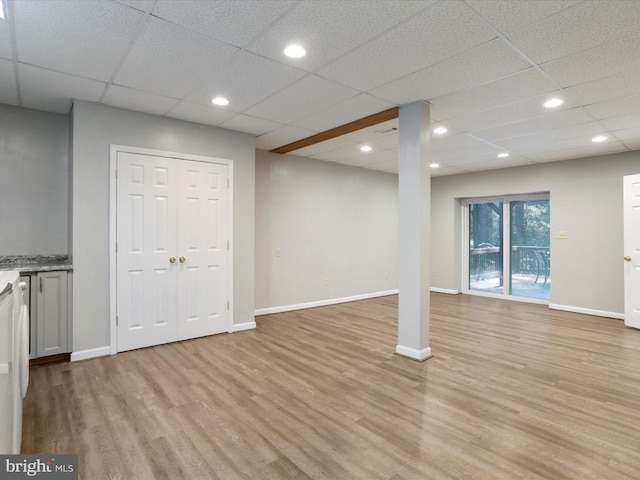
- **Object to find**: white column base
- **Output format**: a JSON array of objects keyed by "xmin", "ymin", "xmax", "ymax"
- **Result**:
[{"xmin": 395, "ymin": 345, "xmax": 433, "ymax": 362}]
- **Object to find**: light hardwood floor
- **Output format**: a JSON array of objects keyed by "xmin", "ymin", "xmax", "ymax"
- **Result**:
[{"xmin": 22, "ymin": 294, "xmax": 640, "ymax": 479}]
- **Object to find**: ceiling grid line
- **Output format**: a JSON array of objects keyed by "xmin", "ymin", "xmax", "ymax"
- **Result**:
[{"xmin": 98, "ymin": 0, "xmax": 159, "ymax": 104}]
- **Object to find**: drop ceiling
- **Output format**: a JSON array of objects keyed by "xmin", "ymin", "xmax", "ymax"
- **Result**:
[{"xmin": 1, "ymin": 0, "xmax": 639, "ymax": 176}]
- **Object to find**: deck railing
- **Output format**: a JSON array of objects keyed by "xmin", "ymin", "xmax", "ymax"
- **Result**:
[{"xmin": 470, "ymin": 245, "xmax": 550, "ymax": 279}]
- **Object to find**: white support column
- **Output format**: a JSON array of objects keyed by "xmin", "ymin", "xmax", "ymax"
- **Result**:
[{"xmin": 396, "ymin": 101, "xmax": 432, "ymax": 361}]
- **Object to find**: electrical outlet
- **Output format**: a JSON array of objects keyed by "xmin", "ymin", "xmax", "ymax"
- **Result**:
[
  {"xmin": 556, "ymin": 231, "xmax": 568, "ymax": 239},
  {"xmin": 275, "ymin": 248, "xmax": 281, "ymax": 257},
  {"xmin": 324, "ymin": 278, "xmax": 329, "ymax": 286}
]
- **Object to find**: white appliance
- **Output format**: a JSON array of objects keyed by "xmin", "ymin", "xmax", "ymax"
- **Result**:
[{"xmin": 0, "ymin": 270, "xmax": 29, "ymax": 454}]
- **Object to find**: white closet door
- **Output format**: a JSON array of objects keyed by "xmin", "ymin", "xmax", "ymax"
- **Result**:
[
  {"xmin": 116, "ymin": 152, "xmax": 179, "ymax": 352},
  {"xmin": 177, "ymin": 160, "xmax": 229, "ymax": 340},
  {"xmin": 624, "ymin": 173, "xmax": 640, "ymax": 329}
]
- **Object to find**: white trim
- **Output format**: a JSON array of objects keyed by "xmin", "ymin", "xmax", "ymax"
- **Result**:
[
  {"xmin": 255, "ymin": 289, "xmax": 399, "ymax": 316},
  {"xmin": 109, "ymin": 144, "xmax": 234, "ymax": 354},
  {"xmin": 0, "ymin": 363, "xmax": 8, "ymax": 374},
  {"xmin": 430, "ymin": 287, "xmax": 460, "ymax": 294},
  {"xmin": 231, "ymin": 321, "xmax": 256, "ymax": 332},
  {"xmin": 549, "ymin": 304, "xmax": 623, "ymax": 320},
  {"xmin": 71, "ymin": 346, "xmax": 111, "ymax": 362},
  {"xmin": 463, "ymin": 289, "xmax": 550, "ymax": 305},
  {"xmin": 395, "ymin": 345, "xmax": 433, "ymax": 361}
]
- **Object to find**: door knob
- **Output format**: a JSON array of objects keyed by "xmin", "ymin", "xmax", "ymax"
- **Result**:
[
  {"xmin": 624, "ymin": 256, "xmax": 632, "ymax": 262},
  {"xmin": 179, "ymin": 256, "xmax": 186, "ymax": 263},
  {"xmin": 169, "ymin": 257, "xmax": 177, "ymax": 264}
]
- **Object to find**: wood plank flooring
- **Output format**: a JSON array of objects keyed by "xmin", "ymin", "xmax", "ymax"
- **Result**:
[{"xmin": 22, "ymin": 293, "xmax": 640, "ymax": 479}]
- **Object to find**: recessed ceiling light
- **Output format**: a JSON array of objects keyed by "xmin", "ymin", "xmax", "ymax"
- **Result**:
[
  {"xmin": 433, "ymin": 127, "xmax": 448, "ymax": 134},
  {"xmin": 284, "ymin": 44, "xmax": 306, "ymax": 58},
  {"xmin": 592, "ymin": 135, "xmax": 608, "ymax": 143},
  {"xmin": 544, "ymin": 98, "xmax": 564, "ymax": 108},
  {"xmin": 211, "ymin": 96, "xmax": 229, "ymax": 106},
  {"xmin": 430, "ymin": 163, "xmax": 440, "ymax": 168},
  {"xmin": 497, "ymin": 153, "xmax": 510, "ymax": 158},
  {"xmin": 360, "ymin": 145, "xmax": 372, "ymax": 152}
]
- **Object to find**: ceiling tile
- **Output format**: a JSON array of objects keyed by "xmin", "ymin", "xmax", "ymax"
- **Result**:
[
  {"xmin": 601, "ymin": 113, "xmax": 640, "ymax": 132},
  {"xmin": 184, "ymin": 50, "xmax": 306, "ymax": 112},
  {"xmin": 0, "ymin": 58, "xmax": 18, "ymax": 106},
  {"xmin": 370, "ymin": 39, "xmax": 531, "ymax": 105},
  {"xmin": 246, "ymin": 0, "xmax": 434, "ymax": 72},
  {"xmin": 152, "ymin": 0, "xmax": 296, "ymax": 47},
  {"xmin": 430, "ymin": 165, "xmax": 468, "ymax": 177},
  {"xmin": 114, "ymin": 16, "xmax": 239, "ymax": 98},
  {"xmin": 469, "ymin": 107, "xmax": 594, "ymax": 142},
  {"xmin": 116, "ymin": 1, "xmax": 155, "ymax": 12},
  {"xmin": 431, "ymin": 133, "xmax": 486, "ymax": 152},
  {"xmin": 334, "ymin": 149, "xmax": 397, "ymax": 169},
  {"xmin": 255, "ymin": 125, "xmax": 318, "ymax": 151},
  {"xmin": 430, "ymin": 68, "xmax": 557, "ymax": 120},
  {"xmin": 309, "ymin": 143, "xmax": 375, "ymax": 163},
  {"xmin": 527, "ymin": 142, "xmax": 628, "ymax": 162},
  {"xmin": 0, "ymin": 18, "xmax": 12, "ymax": 59},
  {"xmin": 563, "ymin": 69, "xmax": 640, "ymax": 106},
  {"xmin": 431, "ymin": 143, "xmax": 498, "ymax": 163},
  {"xmin": 218, "ymin": 114, "xmax": 283, "ymax": 137},
  {"xmin": 508, "ymin": 134, "xmax": 614, "ymax": 155},
  {"xmin": 449, "ymin": 156, "xmax": 535, "ymax": 172},
  {"xmin": 466, "ymin": 0, "xmax": 582, "ymax": 35},
  {"xmin": 496, "ymin": 121, "xmax": 607, "ymax": 151},
  {"xmin": 622, "ymin": 138, "xmax": 640, "ymax": 150},
  {"xmin": 366, "ymin": 134, "xmax": 398, "ymax": 152},
  {"xmin": 291, "ymin": 137, "xmax": 356, "ymax": 158},
  {"xmin": 507, "ymin": 0, "xmax": 640, "ymax": 64},
  {"xmin": 365, "ymin": 158, "xmax": 398, "ymax": 172},
  {"xmin": 612, "ymin": 126, "xmax": 640, "ymax": 142},
  {"xmin": 19, "ymin": 64, "xmax": 105, "ymax": 113},
  {"xmin": 444, "ymin": 93, "xmax": 577, "ymax": 133},
  {"xmin": 292, "ymin": 94, "xmax": 395, "ymax": 132},
  {"xmin": 585, "ymin": 93, "xmax": 640, "ymax": 120},
  {"xmin": 103, "ymin": 84, "xmax": 178, "ymax": 116},
  {"xmin": 245, "ymin": 74, "xmax": 359, "ymax": 124},
  {"xmin": 166, "ymin": 101, "xmax": 237, "ymax": 127},
  {"xmin": 541, "ymin": 32, "xmax": 640, "ymax": 88},
  {"xmin": 14, "ymin": 0, "xmax": 143, "ymax": 81},
  {"xmin": 317, "ymin": 1, "xmax": 497, "ymax": 91},
  {"xmin": 339, "ymin": 119, "xmax": 399, "ymax": 143}
]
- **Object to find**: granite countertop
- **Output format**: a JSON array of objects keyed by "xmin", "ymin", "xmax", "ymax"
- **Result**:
[{"xmin": 0, "ymin": 255, "xmax": 73, "ymax": 273}]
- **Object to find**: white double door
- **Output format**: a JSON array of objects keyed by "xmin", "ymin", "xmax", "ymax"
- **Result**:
[{"xmin": 116, "ymin": 151, "xmax": 229, "ymax": 352}]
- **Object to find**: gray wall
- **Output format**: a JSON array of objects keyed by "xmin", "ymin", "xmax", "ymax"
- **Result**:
[
  {"xmin": 72, "ymin": 101, "xmax": 255, "ymax": 353},
  {"xmin": 255, "ymin": 150, "xmax": 398, "ymax": 309},
  {"xmin": 431, "ymin": 151, "xmax": 640, "ymax": 315},
  {"xmin": 0, "ymin": 105, "xmax": 70, "ymax": 255}
]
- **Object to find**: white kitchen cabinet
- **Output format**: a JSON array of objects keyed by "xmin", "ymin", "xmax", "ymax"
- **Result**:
[{"xmin": 35, "ymin": 271, "xmax": 71, "ymax": 358}]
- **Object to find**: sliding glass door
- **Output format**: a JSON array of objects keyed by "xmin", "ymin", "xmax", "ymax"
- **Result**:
[
  {"xmin": 469, "ymin": 201, "xmax": 504, "ymax": 294},
  {"xmin": 465, "ymin": 194, "xmax": 550, "ymax": 301}
]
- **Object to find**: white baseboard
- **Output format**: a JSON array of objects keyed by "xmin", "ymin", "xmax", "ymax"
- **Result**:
[
  {"xmin": 255, "ymin": 289, "xmax": 399, "ymax": 316},
  {"xmin": 71, "ymin": 346, "xmax": 111, "ymax": 362},
  {"xmin": 395, "ymin": 345, "xmax": 433, "ymax": 361},
  {"xmin": 430, "ymin": 287, "xmax": 460, "ymax": 294},
  {"xmin": 0, "ymin": 363, "xmax": 8, "ymax": 374},
  {"xmin": 231, "ymin": 321, "xmax": 257, "ymax": 332},
  {"xmin": 549, "ymin": 303, "xmax": 624, "ymax": 320}
]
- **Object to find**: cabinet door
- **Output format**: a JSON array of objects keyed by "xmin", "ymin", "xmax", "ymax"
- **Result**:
[{"xmin": 36, "ymin": 271, "xmax": 68, "ymax": 357}]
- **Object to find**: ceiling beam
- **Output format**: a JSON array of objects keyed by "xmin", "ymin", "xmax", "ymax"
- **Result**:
[{"xmin": 270, "ymin": 106, "xmax": 400, "ymax": 154}]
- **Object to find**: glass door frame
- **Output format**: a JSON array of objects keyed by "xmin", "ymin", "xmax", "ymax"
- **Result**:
[{"xmin": 462, "ymin": 192, "xmax": 550, "ymax": 304}]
